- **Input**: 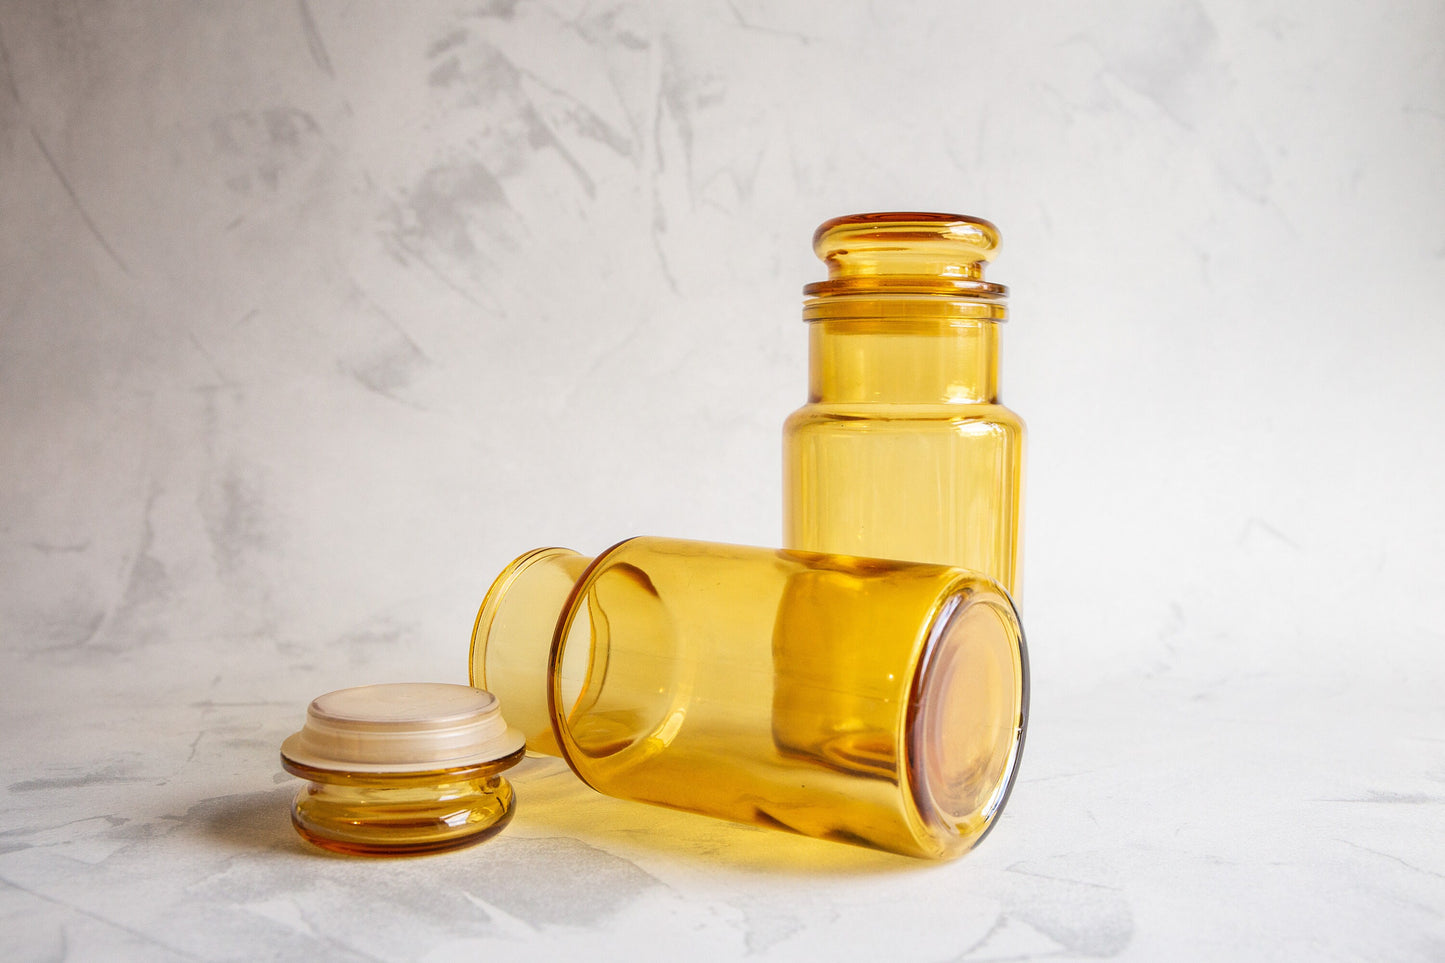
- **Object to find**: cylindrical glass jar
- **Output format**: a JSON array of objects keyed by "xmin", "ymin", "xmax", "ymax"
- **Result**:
[
  {"xmin": 470, "ymin": 536, "xmax": 1028, "ymax": 859},
  {"xmin": 784, "ymin": 213, "xmax": 1025, "ymax": 597}
]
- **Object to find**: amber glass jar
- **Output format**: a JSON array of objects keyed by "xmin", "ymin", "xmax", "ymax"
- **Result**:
[
  {"xmin": 471, "ymin": 537, "xmax": 1028, "ymax": 859},
  {"xmin": 784, "ymin": 213, "xmax": 1025, "ymax": 597}
]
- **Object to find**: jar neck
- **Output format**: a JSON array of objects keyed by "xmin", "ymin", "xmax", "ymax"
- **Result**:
[{"xmin": 808, "ymin": 317, "xmax": 1001, "ymax": 405}]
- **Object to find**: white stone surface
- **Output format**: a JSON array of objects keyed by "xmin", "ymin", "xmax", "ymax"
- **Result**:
[{"xmin": 1, "ymin": 1, "xmax": 1442, "ymax": 959}]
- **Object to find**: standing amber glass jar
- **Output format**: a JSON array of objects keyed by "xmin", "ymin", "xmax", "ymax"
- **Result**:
[{"xmin": 784, "ymin": 213, "xmax": 1025, "ymax": 597}]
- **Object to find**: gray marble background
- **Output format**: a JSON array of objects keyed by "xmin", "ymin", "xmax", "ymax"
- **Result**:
[{"xmin": 2, "ymin": 1, "xmax": 1442, "ymax": 960}]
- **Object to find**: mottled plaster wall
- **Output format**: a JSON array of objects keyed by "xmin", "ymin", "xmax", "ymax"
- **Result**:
[{"xmin": 1, "ymin": 0, "xmax": 1442, "ymax": 702}]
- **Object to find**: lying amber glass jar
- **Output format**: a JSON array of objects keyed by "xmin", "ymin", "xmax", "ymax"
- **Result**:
[
  {"xmin": 785, "ymin": 213, "xmax": 1025, "ymax": 597},
  {"xmin": 471, "ymin": 537, "xmax": 1028, "ymax": 860}
]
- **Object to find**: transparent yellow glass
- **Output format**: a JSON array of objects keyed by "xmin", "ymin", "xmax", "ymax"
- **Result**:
[
  {"xmin": 784, "ymin": 213, "xmax": 1025, "ymax": 597},
  {"xmin": 470, "ymin": 536, "xmax": 1028, "ymax": 860},
  {"xmin": 283, "ymin": 759, "xmax": 520, "ymax": 857},
  {"xmin": 279, "ymin": 683, "xmax": 524, "ymax": 856}
]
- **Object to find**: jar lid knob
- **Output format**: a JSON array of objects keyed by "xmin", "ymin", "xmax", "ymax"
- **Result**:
[{"xmin": 813, "ymin": 212, "xmax": 1000, "ymax": 282}]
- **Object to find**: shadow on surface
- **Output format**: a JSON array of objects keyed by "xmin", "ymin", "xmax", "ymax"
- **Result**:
[
  {"xmin": 506, "ymin": 756, "xmax": 924, "ymax": 878},
  {"xmin": 185, "ymin": 785, "xmax": 316, "ymax": 856},
  {"xmin": 178, "ymin": 759, "xmax": 948, "ymax": 875}
]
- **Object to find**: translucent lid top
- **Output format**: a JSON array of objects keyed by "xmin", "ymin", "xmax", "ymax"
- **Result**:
[{"xmin": 280, "ymin": 682, "xmax": 525, "ymax": 774}]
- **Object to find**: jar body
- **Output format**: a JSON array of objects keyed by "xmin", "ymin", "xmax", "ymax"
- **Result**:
[
  {"xmin": 784, "ymin": 366, "xmax": 1025, "ymax": 596},
  {"xmin": 472, "ymin": 536, "xmax": 1028, "ymax": 859}
]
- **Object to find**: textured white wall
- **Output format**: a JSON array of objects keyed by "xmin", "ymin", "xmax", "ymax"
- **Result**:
[{"xmin": 2, "ymin": 0, "xmax": 1442, "ymax": 698}]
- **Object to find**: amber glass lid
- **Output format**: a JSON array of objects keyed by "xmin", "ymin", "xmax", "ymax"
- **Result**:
[{"xmin": 805, "ymin": 212, "xmax": 1007, "ymax": 301}]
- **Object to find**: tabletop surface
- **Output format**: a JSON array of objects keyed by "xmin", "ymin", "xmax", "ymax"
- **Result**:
[{"xmin": 3, "ymin": 632, "xmax": 1440, "ymax": 962}]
